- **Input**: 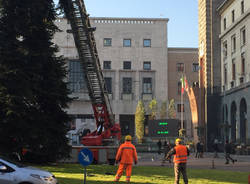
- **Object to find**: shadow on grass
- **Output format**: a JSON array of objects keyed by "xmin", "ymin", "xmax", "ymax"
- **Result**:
[
  {"xmin": 56, "ymin": 176, "xmax": 162, "ymax": 184},
  {"xmin": 39, "ymin": 164, "xmax": 248, "ymax": 184}
]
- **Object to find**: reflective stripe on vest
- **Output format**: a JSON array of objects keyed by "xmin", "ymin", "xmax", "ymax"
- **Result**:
[{"xmin": 174, "ymin": 145, "xmax": 187, "ymax": 163}]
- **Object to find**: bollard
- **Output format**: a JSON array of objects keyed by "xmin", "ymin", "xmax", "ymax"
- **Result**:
[{"xmin": 248, "ymin": 174, "xmax": 250, "ymax": 184}]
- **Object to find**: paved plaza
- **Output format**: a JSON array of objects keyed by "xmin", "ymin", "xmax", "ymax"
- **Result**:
[{"xmin": 136, "ymin": 152, "xmax": 250, "ymax": 172}]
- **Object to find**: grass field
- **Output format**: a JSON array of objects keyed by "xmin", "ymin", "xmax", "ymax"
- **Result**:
[{"xmin": 39, "ymin": 164, "xmax": 248, "ymax": 184}]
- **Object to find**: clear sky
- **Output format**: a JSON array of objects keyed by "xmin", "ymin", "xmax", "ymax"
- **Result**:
[{"xmin": 56, "ymin": 0, "xmax": 198, "ymax": 48}]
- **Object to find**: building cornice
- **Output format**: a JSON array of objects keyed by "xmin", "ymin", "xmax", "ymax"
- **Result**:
[
  {"xmin": 90, "ymin": 17, "xmax": 169, "ymax": 22},
  {"xmin": 217, "ymin": 0, "xmax": 234, "ymax": 13},
  {"xmin": 168, "ymin": 47, "xmax": 198, "ymax": 53}
]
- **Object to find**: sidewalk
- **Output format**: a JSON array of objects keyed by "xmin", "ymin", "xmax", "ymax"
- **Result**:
[{"xmin": 136, "ymin": 152, "xmax": 250, "ymax": 172}]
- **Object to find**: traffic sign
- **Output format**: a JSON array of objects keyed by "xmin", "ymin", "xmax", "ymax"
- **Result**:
[{"xmin": 78, "ymin": 148, "xmax": 93, "ymax": 166}]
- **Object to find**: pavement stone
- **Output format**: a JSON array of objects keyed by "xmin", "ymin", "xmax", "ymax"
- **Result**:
[{"xmin": 136, "ymin": 152, "xmax": 250, "ymax": 172}]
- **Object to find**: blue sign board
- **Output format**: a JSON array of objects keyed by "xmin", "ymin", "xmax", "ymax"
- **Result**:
[{"xmin": 78, "ymin": 148, "xmax": 93, "ymax": 166}]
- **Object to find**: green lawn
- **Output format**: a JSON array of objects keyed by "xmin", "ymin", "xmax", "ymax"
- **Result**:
[{"xmin": 39, "ymin": 164, "xmax": 248, "ymax": 184}]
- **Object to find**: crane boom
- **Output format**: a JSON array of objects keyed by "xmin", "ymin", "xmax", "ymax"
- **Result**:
[{"xmin": 62, "ymin": 0, "xmax": 121, "ymax": 145}]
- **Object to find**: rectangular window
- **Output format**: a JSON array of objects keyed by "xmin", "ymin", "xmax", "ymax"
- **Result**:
[
  {"xmin": 177, "ymin": 104, "xmax": 184, "ymax": 112},
  {"xmin": 241, "ymin": 1, "xmax": 244, "ymax": 14},
  {"xmin": 103, "ymin": 38, "xmax": 112, "ymax": 46},
  {"xmin": 122, "ymin": 77, "xmax": 132, "ymax": 94},
  {"xmin": 143, "ymin": 78, "xmax": 152, "ymax": 94},
  {"xmin": 177, "ymin": 63, "xmax": 184, "ymax": 72},
  {"xmin": 231, "ymin": 35, "xmax": 236, "ymax": 54},
  {"xmin": 104, "ymin": 77, "xmax": 112, "ymax": 94},
  {"xmin": 224, "ymin": 64, "xmax": 227, "ymax": 85},
  {"xmin": 241, "ymin": 53, "xmax": 245, "ymax": 75},
  {"xmin": 103, "ymin": 61, "xmax": 111, "ymax": 69},
  {"xmin": 143, "ymin": 39, "xmax": 151, "ymax": 47},
  {"xmin": 223, "ymin": 41, "xmax": 228, "ymax": 59},
  {"xmin": 123, "ymin": 61, "xmax": 131, "ymax": 70},
  {"xmin": 68, "ymin": 60, "xmax": 86, "ymax": 93},
  {"xmin": 232, "ymin": 10, "xmax": 235, "ymax": 23},
  {"xmin": 123, "ymin": 39, "xmax": 131, "ymax": 47},
  {"xmin": 224, "ymin": 18, "xmax": 227, "ymax": 30},
  {"xmin": 241, "ymin": 27, "xmax": 246, "ymax": 46},
  {"xmin": 192, "ymin": 63, "xmax": 199, "ymax": 72},
  {"xmin": 177, "ymin": 82, "xmax": 182, "ymax": 95},
  {"xmin": 232, "ymin": 59, "xmax": 236, "ymax": 81},
  {"xmin": 143, "ymin": 61, "xmax": 151, "ymax": 70}
]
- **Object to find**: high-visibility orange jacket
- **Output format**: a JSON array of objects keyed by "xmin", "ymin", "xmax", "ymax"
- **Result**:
[
  {"xmin": 116, "ymin": 141, "xmax": 138, "ymax": 164},
  {"xmin": 173, "ymin": 145, "xmax": 188, "ymax": 163}
]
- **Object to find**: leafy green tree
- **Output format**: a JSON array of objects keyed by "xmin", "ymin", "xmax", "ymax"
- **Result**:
[
  {"xmin": 135, "ymin": 100, "xmax": 145, "ymax": 143},
  {"xmin": 168, "ymin": 99, "xmax": 176, "ymax": 119},
  {"xmin": 0, "ymin": 0, "xmax": 72, "ymax": 162},
  {"xmin": 149, "ymin": 98, "xmax": 157, "ymax": 120},
  {"xmin": 160, "ymin": 100, "xmax": 167, "ymax": 119}
]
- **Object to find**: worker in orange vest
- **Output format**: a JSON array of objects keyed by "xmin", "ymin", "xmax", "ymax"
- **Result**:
[
  {"xmin": 114, "ymin": 135, "xmax": 138, "ymax": 183},
  {"xmin": 165, "ymin": 138, "xmax": 190, "ymax": 184}
]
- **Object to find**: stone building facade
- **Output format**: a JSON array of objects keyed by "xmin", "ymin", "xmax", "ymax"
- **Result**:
[
  {"xmin": 199, "ymin": 0, "xmax": 250, "ymax": 147},
  {"xmin": 218, "ymin": 0, "xmax": 250, "ymax": 145},
  {"xmin": 54, "ymin": 17, "xmax": 169, "ymax": 138},
  {"xmin": 53, "ymin": 17, "xmax": 199, "ymax": 142},
  {"xmin": 168, "ymin": 48, "xmax": 199, "ymax": 139}
]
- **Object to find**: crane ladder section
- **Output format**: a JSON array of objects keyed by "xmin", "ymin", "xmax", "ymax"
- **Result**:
[{"xmin": 64, "ymin": 0, "xmax": 114, "ymax": 129}]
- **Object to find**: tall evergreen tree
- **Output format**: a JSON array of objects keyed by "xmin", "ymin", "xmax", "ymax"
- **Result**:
[{"xmin": 0, "ymin": 0, "xmax": 72, "ymax": 162}]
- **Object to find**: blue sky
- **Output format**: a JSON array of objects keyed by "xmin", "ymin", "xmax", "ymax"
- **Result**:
[{"xmin": 56, "ymin": 0, "xmax": 198, "ymax": 48}]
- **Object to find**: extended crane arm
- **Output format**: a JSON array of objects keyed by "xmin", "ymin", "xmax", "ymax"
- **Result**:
[{"xmin": 61, "ymin": 0, "xmax": 120, "ymax": 145}]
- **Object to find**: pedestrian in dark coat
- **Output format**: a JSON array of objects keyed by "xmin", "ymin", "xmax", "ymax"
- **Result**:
[
  {"xmin": 224, "ymin": 140, "xmax": 237, "ymax": 164},
  {"xmin": 195, "ymin": 141, "xmax": 201, "ymax": 158},
  {"xmin": 162, "ymin": 141, "xmax": 172, "ymax": 165},
  {"xmin": 157, "ymin": 139, "xmax": 162, "ymax": 155}
]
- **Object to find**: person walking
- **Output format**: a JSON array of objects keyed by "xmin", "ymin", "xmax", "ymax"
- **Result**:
[
  {"xmin": 224, "ymin": 140, "xmax": 237, "ymax": 164},
  {"xmin": 157, "ymin": 139, "xmax": 162, "ymax": 155},
  {"xmin": 213, "ymin": 139, "xmax": 219, "ymax": 158},
  {"xmin": 165, "ymin": 138, "xmax": 189, "ymax": 184},
  {"xmin": 114, "ymin": 135, "xmax": 138, "ymax": 183},
  {"xmin": 195, "ymin": 141, "xmax": 201, "ymax": 158},
  {"xmin": 161, "ymin": 141, "xmax": 172, "ymax": 165}
]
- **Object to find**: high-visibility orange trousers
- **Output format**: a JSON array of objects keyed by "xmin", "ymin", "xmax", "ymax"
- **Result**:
[{"xmin": 115, "ymin": 163, "xmax": 133, "ymax": 182}]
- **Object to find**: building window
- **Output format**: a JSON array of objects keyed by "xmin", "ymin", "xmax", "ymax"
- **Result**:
[
  {"xmin": 232, "ymin": 10, "xmax": 235, "ymax": 23},
  {"xmin": 103, "ymin": 61, "xmax": 111, "ymax": 69},
  {"xmin": 177, "ymin": 104, "xmax": 184, "ymax": 112},
  {"xmin": 177, "ymin": 63, "xmax": 184, "ymax": 72},
  {"xmin": 192, "ymin": 63, "xmax": 199, "ymax": 72},
  {"xmin": 103, "ymin": 38, "xmax": 112, "ymax": 46},
  {"xmin": 240, "ymin": 27, "xmax": 246, "ymax": 46},
  {"xmin": 123, "ymin": 39, "xmax": 131, "ymax": 47},
  {"xmin": 143, "ymin": 61, "xmax": 151, "ymax": 70},
  {"xmin": 123, "ymin": 61, "xmax": 131, "ymax": 70},
  {"xmin": 143, "ymin": 39, "xmax": 151, "ymax": 47},
  {"xmin": 122, "ymin": 77, "xmax": 132, "ymax": 94},
  {"xmin": 241, "ymin": 1, "xmax": 244, "ymax": 14},
  {"xmin": 232, "ymin": 59, "xmax": 236, "ymax": 81},
  {"xmin": 104, "ymin": 77, "xmax": 112, "ymax": 94},
  {"xmin": 224, "ymin": 18, "xmax": 227, "ymax": 30},
  {"xmin": 177, "ymin": 82, "xmax": 182, "ymax": 95},
  {"xmin": 142, "ymin": 77, "xmax": 152, "ymax": 94},
  {"xmin": 241, "ymin": 53, "xmax": 245, "ymax": 75},
  {"xmin": 224, "ymin": 64, "xmax": 227, "ymax": 85},
  {"xmin": 223, "ymin": 41, "xmax": 228, "ymax": 59},
  {"xmin": 68, "ymin": 60, "xmax": 86, "ymax": 93},
  {"xmin": 231, "ymin": 35, "xmax": 236, "ymax": 54}
]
